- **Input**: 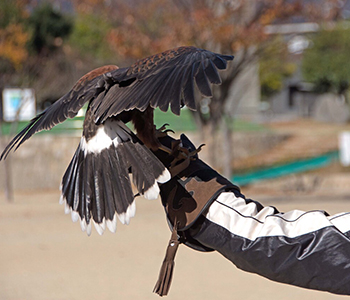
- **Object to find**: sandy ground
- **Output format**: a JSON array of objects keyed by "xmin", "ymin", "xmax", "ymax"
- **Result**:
[{"xmin": 1, "ymin": 189, "xmax": 350, "ymax": 300}]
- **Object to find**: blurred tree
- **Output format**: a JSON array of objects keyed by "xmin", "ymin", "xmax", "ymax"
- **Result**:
[
  {"xmin": 0, "ymin": 0, "xmax": 29, "ymax": 76},
  {"xmin": 302, "ymin": 25, "xmax": 350, "ymax": 99},
  {"xmin": 0, "ymin": 0, "xmax": 27, "ymax": 29},
  {"xmin": 259, "ymin": 37, "xmax": 296, "ymax": 100},
  {"xmin": 0, "ymin": 1, "xmax": 77, "ymax": 107},
  {"xmin": 69, "ymin": 12, "xmax": 114, "ymax": 62},
  {"xmin": 0, "ymin": 23, "xmax": 29, "ymax": 71},
  {"xmin": 27, "ymin": 2, "xmax": 73, "ymax": 55}
]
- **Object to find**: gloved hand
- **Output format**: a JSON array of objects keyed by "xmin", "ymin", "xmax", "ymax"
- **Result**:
[{"xmin": 153, "ymin": 133, "xmax": 239, "ymax": 234}]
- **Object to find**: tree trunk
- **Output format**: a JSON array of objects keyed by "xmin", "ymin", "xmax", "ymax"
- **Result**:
[
  {"xmin": 208, "ymin": 121, "xmax": 218, "ymax": 168},
  {"xmin": 0, "ymin": 122, "xmax": 14, "ymax": 202},
  {"xmin": 221, "ymin": 117, "xmax": 233, "ymax": 179}
]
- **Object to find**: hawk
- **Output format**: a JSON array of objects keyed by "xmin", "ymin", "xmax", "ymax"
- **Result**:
[{"xmin": 1, "ymin": 46, "xmax": 233, "ymax": 235}]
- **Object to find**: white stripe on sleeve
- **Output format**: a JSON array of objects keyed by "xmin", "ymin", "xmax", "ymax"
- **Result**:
[{"xmin": 206, "ymin": 192, "xmax": 350, "ymax": 241}]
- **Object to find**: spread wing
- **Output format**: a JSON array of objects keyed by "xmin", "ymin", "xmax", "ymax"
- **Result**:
[
  {"xmin": 0, "ymin": 46, "xmax": 233, "ymax": 160},
  {"xmin": 90, "ymin": 46, "xmax": 234, "ymax": 122}
]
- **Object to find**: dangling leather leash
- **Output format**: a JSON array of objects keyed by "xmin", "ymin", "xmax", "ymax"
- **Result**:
[
  {"xmin": 153, "ymin": 142, "xmax": 204, "ymax": 296},
  {"xmin": 153, "ymin": 218, "xmax": 180, "ymax": 297}
]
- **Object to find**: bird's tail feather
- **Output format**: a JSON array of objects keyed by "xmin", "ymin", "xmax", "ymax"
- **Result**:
[{"xmin": 60, "ymin": 134, "xmax": 170, "ymax": 235}]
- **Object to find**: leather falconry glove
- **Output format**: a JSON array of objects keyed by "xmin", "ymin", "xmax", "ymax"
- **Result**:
[{"xmin": 151, "ymin": 133, "xmax": 239, "ymax": 296}]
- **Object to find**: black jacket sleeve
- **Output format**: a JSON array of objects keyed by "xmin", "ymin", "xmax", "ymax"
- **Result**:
[{"xmin": 191, "ymin": 189, "xmax": 350, "ymax": 295}]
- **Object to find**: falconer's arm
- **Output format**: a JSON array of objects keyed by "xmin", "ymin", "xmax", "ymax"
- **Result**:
[{"xmin": 152, "ymin": 133, "xmax": 350, "ymax": 297}]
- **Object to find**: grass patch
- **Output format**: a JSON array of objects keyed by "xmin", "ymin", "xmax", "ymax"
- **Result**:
[{"xmin": 1, "ymin": 109, "xmax": 266, "ymax": 136}]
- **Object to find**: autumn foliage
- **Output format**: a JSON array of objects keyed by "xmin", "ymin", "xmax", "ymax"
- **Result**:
[{"xmin": 0, "ymin": 23, "xmax": 28, "ymax": 70}]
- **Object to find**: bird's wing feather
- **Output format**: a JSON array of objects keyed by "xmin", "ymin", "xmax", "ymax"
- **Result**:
[{"xmin": 90, "ymin": 46, "xmax": 234, "ymax": 122}]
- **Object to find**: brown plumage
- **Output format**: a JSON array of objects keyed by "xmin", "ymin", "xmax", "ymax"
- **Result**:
[{"xmin": 0, "ymin": 46, "xmax": 233, "ymax": 235}]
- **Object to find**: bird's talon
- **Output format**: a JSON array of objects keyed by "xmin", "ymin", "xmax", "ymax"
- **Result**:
[
  {"xmin": 164, "ymin": 129, "xmax": 175, "ymax": 134},
  {"xmin": 156, "ymin": 123, "xmax": 174, "ymax": 138},
  {"xmin": 158, "ymin": 144, "xmax": 173, "ymax": 154},
  {"xmin": 157, "ymin": 123, "xmax": 170, "ymax": 132},
  {"xmin": 171, "ymin": 143, "xmax": 205, "ymax": 163}
]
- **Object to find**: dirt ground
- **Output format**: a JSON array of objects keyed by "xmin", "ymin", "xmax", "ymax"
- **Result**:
[
  {"xmin": 2, "ymin": 119, "xmax": 350, "ymax": 300},
  {"xmin": 1, "ymin": 189, "xmax": 350, "ymax": 300}
]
